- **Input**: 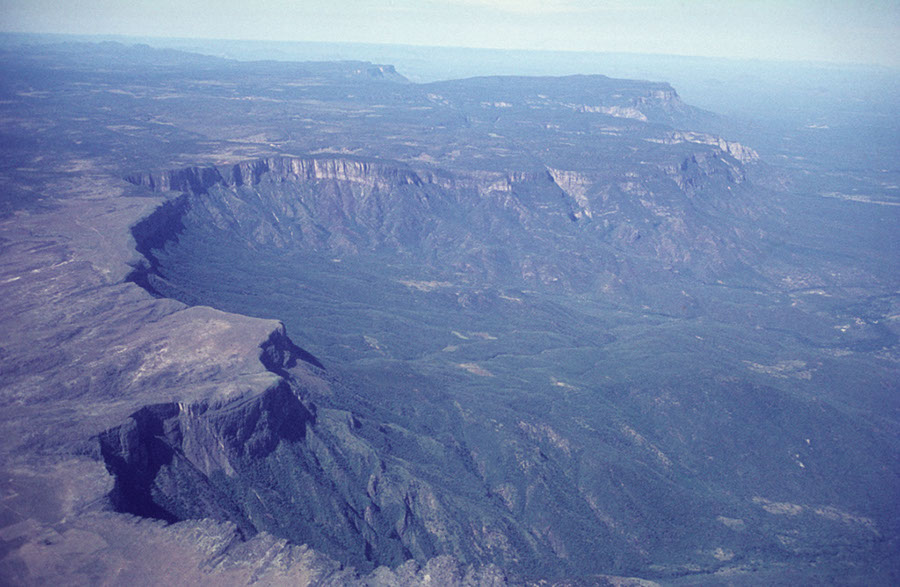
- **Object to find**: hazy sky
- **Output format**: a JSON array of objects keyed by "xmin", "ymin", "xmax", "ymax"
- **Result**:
[{"xmin": 1, "ymin": 0, "xmax": 898, "ymax": 67}]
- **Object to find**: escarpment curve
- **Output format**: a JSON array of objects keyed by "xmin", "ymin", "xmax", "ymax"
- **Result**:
[
  {"xmin": 98, "ymin": 229, "xmax": 332, "ymax": 546},
  {"xmin": 97, "ymin": 165, "xmax": 365, "ymax": 563},
  {"xmin": 124, "ymin": 154, "xmax": 582, "ymax": 287},
  {"xmin": 105, "ymin": 157, "xmax": 564, "ymax": 574},
  {"xmin": 125, "ymin": 150, "xmax": 763, "ymax": 302},
  {"xmin": 103, "ymin": 147, "xmax": 773, "ymax": 577}
]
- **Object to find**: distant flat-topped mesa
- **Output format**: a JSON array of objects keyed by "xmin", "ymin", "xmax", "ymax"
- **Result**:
[
  {"xmin": 422, "ymin": 73, "xmax": 696, "ymax": 125},
  {"xmin": 0, "ymin": 40, "xmax": 409, "ymax": 82}
]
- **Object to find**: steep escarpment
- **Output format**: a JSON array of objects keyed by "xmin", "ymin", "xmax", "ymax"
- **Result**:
[
  {"xmin": 106, "ymin": 149, "xmax": 848, "ymax": 582},
  {"xmin": 424, "ymin": 74, "xmax": 703, "ymax": 127},
  {"xmin": 99, "ymin": 55, "xmax": 896, "ymax": 584},
  {"xmin": 126, "ymin": 155, "xmax": 580, "ymax": 200},
  {"xmin": 110, "ymin": 160, "xmax": 741, "ymax": 577},
  {"xmin": 95, "ymin": 314, "xmax": 318, "ymax": 529},
  {"xmin": 127, "ymin": 149, "xmax": 767, "ymax": 303},
  {"xmin": 648, "ymin": 130, "xmax": 760, "ymax": 164},
  {"xmin": 5, "ymin": 40, "xmax": 899, "ymax": 587},
  {"xmin": 98, "ymin": 379, "xmax": 312, "ymax": 529},
  {"xmin": 107, "ymin": 178, "xmax": 609, "ymax": 575},
  {"xmin": 125, "ymin": 156, "xmax": 427, "ymax": 195}
]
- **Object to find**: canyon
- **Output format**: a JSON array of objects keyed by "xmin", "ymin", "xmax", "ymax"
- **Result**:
[{"xmin": 0, "ymin": 40, "xmax": 897, "ymax": 585}]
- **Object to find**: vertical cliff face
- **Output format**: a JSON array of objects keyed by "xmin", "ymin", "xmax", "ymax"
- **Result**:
[
  {"xmin": 126, "ymin": 150, "xmax": 764, "ymax": 301},
  {"xmin": 125, "ymin": 156, "xmax": 427, "ymax": 195},
  {"xmin": 125, "ymin": 166, "xmax": 226, "ymax": 194},
  {"xmin": 97, "ymin": 318, "xmax": 317, "ymax": 534},
  {"xmin": 98, "ymin": 386, "xmax": 308, "ymax": 535},
  {"xmin": 127, "ymin": 194, "xmax": 190, "ymax": 295}
]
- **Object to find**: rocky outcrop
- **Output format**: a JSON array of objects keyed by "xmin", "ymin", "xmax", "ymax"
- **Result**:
[
  {"xmin": 564, "ymin": 88, "xmax": 688, "ymax": 122},
  {"xmin": 125, "ymin": 166, "xmax": 225, "ymax": 194},
  {"xmin": 98, "ymin": 320, "xmax": 316, "ymax": 530},
  {"xmin": 568, "ymin": 103, "xmax": 648, "ymax": 121},
  {"xmin": 126, "ymin": 156, "xmax": 425, "ymax": 194},
  {"xmin": 647, "ymin": 130, "xmax": 760, "ymax": 164},
  {"xmin": 126, "ymin": 156, "xmax": 563, "ymax": 198},
  {"xmin": 668, "ymin": 150, "xmax": 747, "ymax": 190},
  {"xmin": 547, "ymin": 168, "xmax": 593, "ymax": 218}
]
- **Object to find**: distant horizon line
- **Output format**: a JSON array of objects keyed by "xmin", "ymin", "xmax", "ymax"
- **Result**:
[{"xmin": 0, "ymin": 30, "xmax": 893, "ymax": 72}]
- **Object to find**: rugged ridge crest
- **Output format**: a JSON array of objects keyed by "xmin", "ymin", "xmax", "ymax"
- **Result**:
[{"xmin": 126, "ymin": 149, "xmax": 765, "ymax": 301}]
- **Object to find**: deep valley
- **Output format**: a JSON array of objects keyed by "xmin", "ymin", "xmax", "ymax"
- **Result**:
[{"xmin": 0, "ymin": 39, "xmax": 897, "ymax": 585}]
